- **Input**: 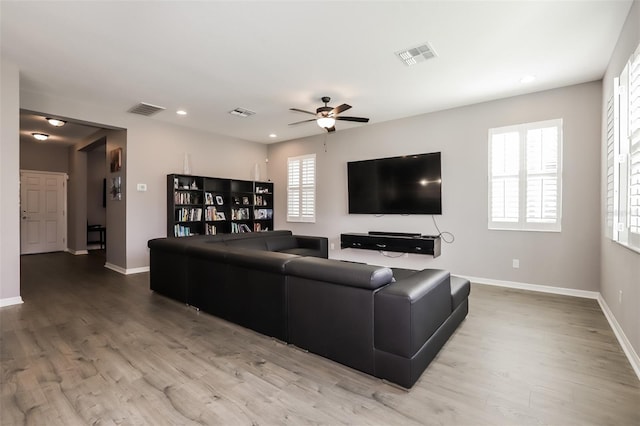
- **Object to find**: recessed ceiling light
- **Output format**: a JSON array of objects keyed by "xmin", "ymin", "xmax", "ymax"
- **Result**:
[
  {"xmin": 176, "ymin": 110, "xmax": 187, "ymax": 116},
  {"xmin": 520, "ymin": 75, "xmax": 536, "ymax": 83},
  {"xmin": 32, "ymin": 133, "xmax": 49, "ymax": 141},
  {"xmin": 46, "ymin": 118, "xmax": 66, "ymax": 127},
  {"xmin": 269, "ymin": 134, "xmax": 277, "ymax": 138}
]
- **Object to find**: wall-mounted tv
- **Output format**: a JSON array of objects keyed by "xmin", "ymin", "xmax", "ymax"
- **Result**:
[{"xmin": 347, "ymin": 152, "xmax": 442, "ymax": 215}]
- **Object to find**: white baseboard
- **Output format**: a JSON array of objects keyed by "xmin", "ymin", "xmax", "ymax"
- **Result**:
[
  {"xmin": 461, "ymin": 274, "xmax": 639, "ymax": 380},
  {"xmin": 461, "ymin": 275, "xmax": 599, "ymax": 299},
  {"xmin": 66, "ymin": 248, "xmax": 89, "ymax": 255},
  {"xmin": 104, "ymin": 263, "xmax": 149, "ymax": 275},
  {"xmin": 0, "ymin": 296, "xmax": 24, "ymax": 308},
  {"xmin": 597, "ymin": 294, "xmax": 640, "ymax": 380}
]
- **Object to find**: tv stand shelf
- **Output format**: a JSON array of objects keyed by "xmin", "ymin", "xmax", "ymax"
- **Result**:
[{"xmin": 340, "ymin": 233, "xmax": 441, "ymax": 258}]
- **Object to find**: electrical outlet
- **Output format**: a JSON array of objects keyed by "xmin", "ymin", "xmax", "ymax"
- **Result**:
[
  {"xmin": 512, "ymin": 259, "xmax": 520, "ymax": 269},
  {"xmin": 619, "ymin": 290, "xmax": 623, "ymax": 304},
  {"xmin": 330, "ymin": 243, "xmax": 335, "ymax": 250},
  {"xmin": 136, "ymin": 183, "xmax": 147, "ymax": 192}
]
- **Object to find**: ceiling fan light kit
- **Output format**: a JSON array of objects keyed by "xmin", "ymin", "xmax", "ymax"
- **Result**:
[{"xmin": 289, "ymin": 96, "xmax": 369, "ymax": 133}]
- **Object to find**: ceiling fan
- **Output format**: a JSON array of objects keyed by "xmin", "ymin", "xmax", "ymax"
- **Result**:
[{"xmin": 289, "ymin": 96, "xmax": 369, "ymax": 132}]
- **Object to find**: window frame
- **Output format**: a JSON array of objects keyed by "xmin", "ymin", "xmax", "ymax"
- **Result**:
[
  {"xmin": 287, "ymin": 153, "xmax": 316, "ymax": 223},
  {"xmin": 488, "ymin": 118, "xmax": 563, "ymax": 232}
]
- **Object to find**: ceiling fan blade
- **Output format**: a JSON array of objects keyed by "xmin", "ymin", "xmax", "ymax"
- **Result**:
[
  {"xmin": 331, "ymin": 104, "xmax": 351, "ymax": 115},
  {"xmin": 336, "ymin": 116, "xmax": 369, "ymax": 123},
  {"xmin": 289, "ymin": 119, "xmax": 317, "ymax": 126},
  {"xmin": 326, "ymin": 126, "xmax": 336, "ymax": 133},
  {"xmin": 289, "ymin": 108, "xmax": 317, "ymax": 116}
]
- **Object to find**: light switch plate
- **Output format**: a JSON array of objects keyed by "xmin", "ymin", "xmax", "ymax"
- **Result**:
[{"xmin": 137, "ymin": 183, "xmax": 147, "ymax": 192}]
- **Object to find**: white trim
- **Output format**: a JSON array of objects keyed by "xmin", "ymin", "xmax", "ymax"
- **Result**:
[
  {"xmin": 105, "ymin": 263, "xmax": 149, "ymax": 275},
  {"xmin": 0, "ymin": 296, "xmax": 24, "ymax": 308},
  {"xmin": 66, "ymin": 248, "xmax": 89, "ymax": 255},
  {"xmin": 597, "ymin": 294, "xmax": 640, "ymax": 380},
  {"xmin": 460, "ymin": 275, "xmax": 639, "ymax": 380},
  {"xmin": 460, "ymin": 275, "xmax": 599, "ymax": 299}
]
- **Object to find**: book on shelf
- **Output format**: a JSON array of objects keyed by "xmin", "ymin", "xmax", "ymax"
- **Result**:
[{"xmin": 206, "ymin": 224, "xmax": 217, "ymax": 235}]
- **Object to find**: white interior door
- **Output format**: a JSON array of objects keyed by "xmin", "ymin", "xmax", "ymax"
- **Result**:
[{"xmin": 20, "ymin": 171, "xmax": 67, "ymax": 255}]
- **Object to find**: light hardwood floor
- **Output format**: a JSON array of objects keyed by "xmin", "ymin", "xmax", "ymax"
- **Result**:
[{"xmin": 1, "ymin": 252, "xmax": 638, "ymax": 425}]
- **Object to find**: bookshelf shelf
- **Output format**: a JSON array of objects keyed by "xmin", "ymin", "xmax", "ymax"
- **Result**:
[{"xmin": 167, "ymin": 174, "xmax": 274, "ymax": 237}]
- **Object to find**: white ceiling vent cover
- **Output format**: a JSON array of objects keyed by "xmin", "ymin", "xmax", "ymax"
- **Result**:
[
  {"xmin": 127, "ymin": 102, "xmax": 166, "ymax": 116},
  {"xmin": 396, "ymin": 43, "xmax": 437, "ymax": 66},
  {"xmin": 229, "ymin": 107, "xmax": 256, "ymax": 118}
]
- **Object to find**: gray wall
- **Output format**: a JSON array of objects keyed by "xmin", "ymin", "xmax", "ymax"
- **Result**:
[
  {"xmin": 19, "ymin": 89, "xmax": 269, "ymax": 271},
  {"xmin": 600, "ymin": 0, "xmax": 640, "ymax": 361},
  {"xmin": 0, "ymin": 59, "xmax": 20, "ymax": 304},
  {"xmin": 20, "ymin": 138, "xmax": 69, "ymax": 173},
  {"xmin": 268, "ymin": 81, "xmax": 602, "ymax": 292}
]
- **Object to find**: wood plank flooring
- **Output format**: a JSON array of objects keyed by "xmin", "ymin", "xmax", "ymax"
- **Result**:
[{"xmin": 1, "ymin": 252, "xmax": 638, "ymax": 425}]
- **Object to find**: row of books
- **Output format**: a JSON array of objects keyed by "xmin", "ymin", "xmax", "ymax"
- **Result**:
[
  {"xmin": 175, "ymin": 192, "xmax": 201, "ymax": 205},
  {"xmin": 254, "ymin": 194, "xmax": 271, "ymax": 206},
  {"xmin": 174, "ymin": 224, "xmax": 195, "ymax": 237},
  {"xmin": 176, "ymin": 207, "xmax": 202, "ymax": 222},
  {"xmin": 205, "ymin": 224, "xmax": 217, "ymax": 235},
  {"xmin": 231, "ymin": 222, "xmax": 252, "ymax": 233}
]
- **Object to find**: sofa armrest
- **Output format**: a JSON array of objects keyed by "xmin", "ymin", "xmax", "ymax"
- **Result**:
[
  {"xmin": 293, "ymin": 235, "xmax": 329, "ymax": 258},
  {"xmin": 374, "ymin": 269, "xmax": 451, "ymax": 358}
]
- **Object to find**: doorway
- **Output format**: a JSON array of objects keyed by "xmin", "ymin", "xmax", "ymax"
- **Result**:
[{"xmin": 20, "ymin": 170, "xmax": 67, "ymax": 254}]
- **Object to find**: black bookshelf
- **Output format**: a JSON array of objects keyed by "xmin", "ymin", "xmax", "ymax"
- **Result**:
[{"xmin": 167, "ymin": 174, "xmax": 274, "ymax": 237}]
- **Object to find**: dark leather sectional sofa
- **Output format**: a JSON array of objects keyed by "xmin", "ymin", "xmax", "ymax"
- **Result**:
[{"xmin": 147, "ymin": 230, "xmax": 469, "ymax": 388}]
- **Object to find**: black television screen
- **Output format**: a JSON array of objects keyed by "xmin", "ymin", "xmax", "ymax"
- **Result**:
[{"xmin": 347, "ymin": 152, "xmax": 442, "ymax": 215}]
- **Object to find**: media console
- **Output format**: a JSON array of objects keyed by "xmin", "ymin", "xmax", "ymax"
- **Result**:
[{"xmin": 340, "ymin": 233, "xmax": 441, "ymax": 258}]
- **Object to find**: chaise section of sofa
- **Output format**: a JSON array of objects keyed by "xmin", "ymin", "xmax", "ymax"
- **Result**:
[{"xmin": 147, "ymin": 231, "xmax": 469, "ymax": 388}]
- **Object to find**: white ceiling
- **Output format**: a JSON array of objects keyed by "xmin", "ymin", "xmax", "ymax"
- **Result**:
[{"xmin": 1, "ymin": 1, "xmax": 633, "ymax": 145}]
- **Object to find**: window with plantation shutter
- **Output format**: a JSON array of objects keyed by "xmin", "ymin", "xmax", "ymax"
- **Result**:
[
  {"xmin": 628, "ymin": 47, "xmax": 640, "ymax": 245},
  {"xmin": 609, "ymin": 42, "xmax": 640, "ymax": 253},
  {"xmin": 287, "ymin": 154, "xmax": 316, "ymax": 223},
  {"xmin": 606, "ymin": 94, "xmax": 617, "ymax": 240},
  {"xmin": 488, "ymin": 119, "xmax": 563, "ymax": 232}
]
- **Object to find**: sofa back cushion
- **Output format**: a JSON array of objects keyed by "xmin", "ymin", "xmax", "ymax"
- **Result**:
[
  {"xmin": 265, "ymin": 235, "xmax": 297, "ymax": 252},
  {"xmin": 285, "ymin": 257, "xmax": 393, "ymax": 290}
]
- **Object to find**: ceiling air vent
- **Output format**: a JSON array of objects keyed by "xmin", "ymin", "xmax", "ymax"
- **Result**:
[
  {"xmin": 229, "ymin": 107, "xmax": 256, "ymax": 118},
  {"xmin": 127, "ymin": 102, "xmax": 166, "ymax": 116},
  {"xmin": 395, "ymin": 43, "xmax": 437, "ymax": 66}
]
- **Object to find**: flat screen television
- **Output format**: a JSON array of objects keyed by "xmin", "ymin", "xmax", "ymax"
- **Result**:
[{"xmin": 347, "ymin": 152, "xmax": 442, "ymax": 215}]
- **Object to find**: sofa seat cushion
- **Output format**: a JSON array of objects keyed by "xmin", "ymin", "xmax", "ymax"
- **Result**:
[
  {"xmin": 285, "ymin": 257, "xmax": 393, "ymax": 290},
  {"xmin": 278, "ymin": 247, "xmax": 321, "ymax": 257},
  {"xmin": 450, "ymin": 276, "xmax": 471, "ymax": 310}
]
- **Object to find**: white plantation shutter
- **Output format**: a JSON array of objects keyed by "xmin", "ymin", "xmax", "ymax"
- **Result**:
[
  {"xmin": 489, "ymin": 119, "xmax": 562, "ymax": 231},
  {"xmin": 287, "ymin": 154, "xmax": 316, "ymax": 222},
  {"xmin": 628, "ymin": 48, "xmax": 640, "ymax": 246},
  {"xmin": 526, "ymin": 126, "xmax": 560, "ymax": 224},
  {"xmin": 490, "ymin": 132, "xmax": 519, "ymax": 223},
  {"xmin": 607, "ymin": 42, "xmax": 640, "ymax": 253},
  {"xmin": 606, "ymin": 94, "xmax": 617, "ymax": 239}
]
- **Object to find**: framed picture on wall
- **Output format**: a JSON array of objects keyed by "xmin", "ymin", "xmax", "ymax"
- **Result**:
[
  {"xmin": 110, "ymin": 176, "xmax": 122, "ymax": 201},
  {"xmin": 110, "ymin": 147, "xmax": 122, "ymax": 172}
]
